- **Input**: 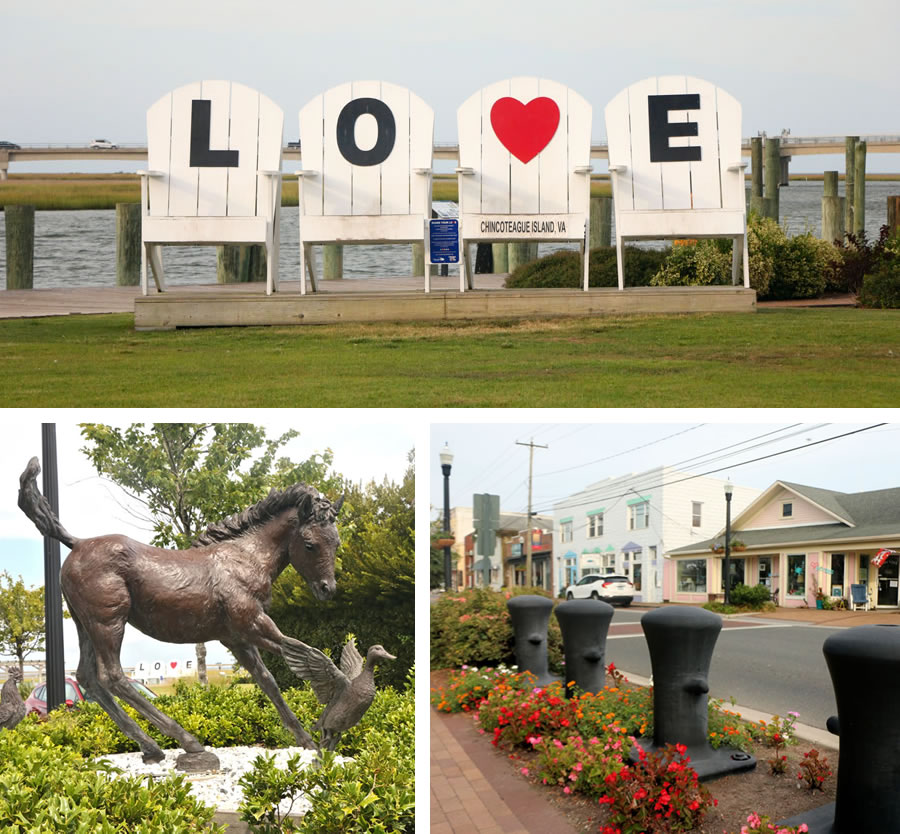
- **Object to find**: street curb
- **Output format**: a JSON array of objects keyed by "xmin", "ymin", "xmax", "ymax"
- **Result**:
[{"xmin": 618, "ymin": 669, "xmax": 839, "ymax": 752}]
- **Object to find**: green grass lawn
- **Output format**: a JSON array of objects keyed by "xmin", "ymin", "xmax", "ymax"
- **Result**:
[{"xmin": 1, "ymin": 309, "xmax": 898, "ymax": 406}]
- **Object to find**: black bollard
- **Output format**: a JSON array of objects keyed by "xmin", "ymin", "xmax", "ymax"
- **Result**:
[
  {"xmin": 779, "ymin": 624, "xmax": 900, "ymax": 833},
  {"xmin": 555, "ymin": 599, "xmax": 614, "ymax": 695},
  {"xmin": 632, "ymin": 606, "xmax": 756, "ymax": 780},
  {"xmin": 506, "ymin": 595, "xmax": 556, "ymax": 687}
]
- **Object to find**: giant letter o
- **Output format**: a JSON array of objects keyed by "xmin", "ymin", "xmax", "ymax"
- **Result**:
[{"xmin": 336, "ymin": 98, "xmax": 396, "ymax": 167}]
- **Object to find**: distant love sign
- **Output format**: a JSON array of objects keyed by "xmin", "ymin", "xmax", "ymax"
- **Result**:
[{"xmin": 490, "ymin": 96, "xmax": 560, "ymax": 163}]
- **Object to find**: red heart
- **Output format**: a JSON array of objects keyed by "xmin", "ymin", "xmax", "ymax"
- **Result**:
[
  {"xmin": 490, "ymin": 97, "xmax": 560, "ymax": 164},
  {"xmin": 170, "ymin": 661, "xmax": 177, "ymax": 669}
]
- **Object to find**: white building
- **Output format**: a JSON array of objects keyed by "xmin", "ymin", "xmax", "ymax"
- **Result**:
[{"xmin": 553, "ymin": 466, "xmax": 760, "ymax": 603}]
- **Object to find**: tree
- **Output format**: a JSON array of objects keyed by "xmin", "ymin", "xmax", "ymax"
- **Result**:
[
  {"xmin": 430, "ymin": 517, "xmax": 446, "ymax": 589},
  {"xmin": 79, "ymin": 423, "xmax": 342, "ymax": 683},
  {"xmin": 0, "ymin": 572, "xmax": 45, "ymax": 677},
  {"xmin": 265, "ymin": 450, "xmax": 415, "ymax": 690}
]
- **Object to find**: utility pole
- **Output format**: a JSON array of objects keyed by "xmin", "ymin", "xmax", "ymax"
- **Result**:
[{"xmin": 516, "ymin": 438, "xmax": 547, "ymax": 588}]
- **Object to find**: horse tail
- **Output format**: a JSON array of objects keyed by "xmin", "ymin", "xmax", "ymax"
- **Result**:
[{"xmin": 17, "ymin": 457, "xmax": 77, "ymax": 549}]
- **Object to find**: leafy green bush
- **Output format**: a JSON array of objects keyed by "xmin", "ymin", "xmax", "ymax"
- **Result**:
[
  {"xmin": 728, "ymin": 583, "xmax": 773, "ymax": 610},
  {"xmin": 650, "ymin": 240, "xmax": 733, "ymax": 286},
  {"xmin": 832, "ymin": 226, "xmax": 898, "ymax": 294},
  {"xmin": 0, "ymin": 732, "xmax": 223, "ymax": 832},
  {"xmin": 858, "ymin": 258, "xmax": 900, "ymax": 308},
  {"xmin": 430, "ymin": 587, "xmax": 563, "ymax": 671},
  {"xmin": 504, "ymin": 246, "xmax": 666, "ymax": 289}
]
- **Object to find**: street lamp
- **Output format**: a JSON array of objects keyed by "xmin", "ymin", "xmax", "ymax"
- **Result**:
[
  {"xmin": 724, "ymin": 480, "xmax": 733, "ymax": 605},
  {"xmin": 440, "ymin": 443, "xmax": 454, "ymax": 591}
]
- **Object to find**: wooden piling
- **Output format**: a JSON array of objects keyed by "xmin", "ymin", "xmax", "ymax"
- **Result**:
[
  {"xmin": 115, "ymin": 203, "xmax": 141, "ymax": 286},
  {"xmin": 492, "ymin": 243, "xmax": 509, "ymax": 273},
  {"xmin": 844, "ymin": 136, "xmax": 858, "ymax": 234},
  {"xmin": 4, "ymin": 204, "xmax": 35, "ymax": 289},
  {"xmin": 216, "ymin": 245, "xmax": 266, "ymax": 283},
  {"xmin": 590, "ymin": 196, "xmax": 612, "ymax": 247},
  {"xmin": 749, "ymin": 137, "xmax": 765, "ymax": 216},
  {"xmin": 888, "ymin": 196, "xmax": 900, "ymax": 234},
  {"xmin": 853, "ymin": 140, "xmax": 867, "ymax": 238},
  {"xmin": 411, "ymin": 242, "xmax": 425, "ymax": 277},
  {"xmin": 323, "ymin": 244, "xmax": 343, "ymax": 279},
  {"xmin": 764, "ymin": 137, "xmax": 780, "ymax": 221},
  {"xmin": 821, "ymin": 171, "xmax": 844, "ymax": 244}
]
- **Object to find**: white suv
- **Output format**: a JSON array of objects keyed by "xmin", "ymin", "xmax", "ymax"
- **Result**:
[
  {"xmin": 90, "ymin": 139, "xmax": 118, "ymax": 149},
  {"xmin": 565, "ymin": 574, "xmax": 634, "ymax": 606}
]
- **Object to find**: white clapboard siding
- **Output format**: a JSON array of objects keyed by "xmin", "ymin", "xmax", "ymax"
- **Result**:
[
  {"xmin": 297, "ymin": 81, "xmax": 434, "ymax": 293},
  {"xmin": 140, "ymin": 80, "xmax": 284, "ymax": 295},
  {"xmin": 604, "ymin": 75, "xmax": 749, "ymax": 290},
  {"xmin": 456, "ymin": 77, "xmax": 593, "ymax": 291}
]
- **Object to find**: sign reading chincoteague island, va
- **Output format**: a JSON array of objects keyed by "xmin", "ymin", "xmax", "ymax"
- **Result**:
[{"xmin": 471, "ymin": 214, "xmax": 586, "ymax": 240}]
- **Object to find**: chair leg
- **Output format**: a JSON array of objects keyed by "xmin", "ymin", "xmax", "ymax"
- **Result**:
[
  {"xmin": 148, "ymin": 245, "xmax": 165, "ymax": 292},
  {"xmin": 616, "ymin": 235, "xmax": 625, "ymax": 291},
  {"xmin": 731, "ymin": 238, "xmax": 741, "ymax": 286},
  {"xmin": 305, "ymin": 244, "xmax": 318, "ymax": 292}
]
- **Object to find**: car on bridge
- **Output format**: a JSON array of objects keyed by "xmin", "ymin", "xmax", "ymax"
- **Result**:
[
  {"xmin": 89, "ymin": 139, "xmax": 118, "ymax": 149},
  {"xmin": 0, "ymin": 141, "xmax": 20, "ymax": 149},
  {"xmin": 565, "ymin": 574, "xmax": 634, "ymax": 605}
]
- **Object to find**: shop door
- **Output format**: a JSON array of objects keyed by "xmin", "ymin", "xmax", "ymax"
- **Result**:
[{"xmin": 877, "ymin": 553, "xmax": 899, "ymax": 606}]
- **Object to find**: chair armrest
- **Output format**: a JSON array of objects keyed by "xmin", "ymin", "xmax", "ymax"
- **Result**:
[
  {"xmin": 296, "ymin": 169, "xmax": 319, "ymax": 177},
  {"xmin": 137, "ymin": 170, "xmax": 165, "ymax": 178},
  {"xmin": 608, "ymin": 164, "xmax": 627, "ymax": 174},
  {"xmin": 413, "ymin": 168, "xmax": 432, "ymax": 175},
  {"xmin": 727, "ymin": 163, "xmax": 749, "ymax": 172},
  {"xmin": 572, "ymin": 165, "xmax": 592, "ymax": 174},
  {"xmin": 258, "ymin": 169, "xmax": 282, "ymax": 178},
  {"xmin": 455, "ymin": 167, "xmax": 475, "ymax": 175}
]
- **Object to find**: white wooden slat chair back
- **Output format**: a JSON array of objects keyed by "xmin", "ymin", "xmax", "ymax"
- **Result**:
[
  {"xmin": 140, "ymin": 80, "xmax": 284, "ymax": 295},
  {"xmin": 297, "ymin": 81, "xmax": 434, "ymax": 293},
  {"xmin": 604, "ymin": 75, "xmax": 749, "ymax": 290},
  {"xmin": 456, "ymin": 78, "xmax": 593, "ymax": 291}
]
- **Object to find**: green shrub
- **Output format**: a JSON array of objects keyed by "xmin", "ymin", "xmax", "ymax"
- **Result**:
[
  {"xmin": 650, "ymin": 240, "xmax": 733, "ymax": 286},
  {"xmin": 0, "ymin": 732, "xmax": 223, "ymax": 832},
  {"xmin": 832, "ymin": 225, "xmax": 898, "ymax": 294},
  {"xmin": 729, "ymin": 583, "xmax": 773, "ymax": 610},
  {"xmin": 504, "ymin": 246, "xmax": 666, "ymax": 289},
  {"xmin": 858, "ymin": 258, "xmax": 900, "ymax": 308},
  {"xmin": 430, "ymin": 587, "xmax": 563, "ymax": 671}
]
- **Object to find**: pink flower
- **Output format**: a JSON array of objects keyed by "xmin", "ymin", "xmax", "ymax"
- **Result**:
[
  {"xmin": 574, "ymin": 762, "xmax": 583, "ymax": 771},
  {"xmin": 563, "ymin": 786, "xmax": 571, "ymax": 794},
  {"xmin": 520, "ymin": 767, "xmax": 529, "ymax": 776}
]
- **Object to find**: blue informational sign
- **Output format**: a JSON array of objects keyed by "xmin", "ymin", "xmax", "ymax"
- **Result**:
[{"xmin": 429, "ymin": 218, "xmax": 459, "ymax": 264}]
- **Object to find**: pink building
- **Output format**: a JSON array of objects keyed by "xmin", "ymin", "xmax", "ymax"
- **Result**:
[{"xmin": 665, "ymin": 481, "xmax": 900, "ymax": 609}]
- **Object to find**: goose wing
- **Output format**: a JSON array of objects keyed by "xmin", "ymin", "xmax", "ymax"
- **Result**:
[
  {"xmin": 338, "ymin": 637, "xmax": 365, "ymax": 681},
  {"xmin": 281, "ymin": 636, "xmax": 349, "ymax": 705}
]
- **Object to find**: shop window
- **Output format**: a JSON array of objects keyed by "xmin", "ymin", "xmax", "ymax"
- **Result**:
[
  {"xmin": 692, "ymin": 501, "xmax": 702, "ymax": 527},
  {"xmin": 560, "ymin": 520, "xmax": 573, "ymax": 543},
  {"xmin": 588, "ymin": 513, "xmax": 604, "ymax": 538},
  {"xmin": 677, "ymin": 559, "xmax": 707, "ymax": 593},
  {"xmin": 758, "ymin": 556, "xmax": 772, "ymax": 588},
  {"xmin": 782, "ymin": 502, "xmax": 793, "ymax": 518},
  {"xmin": 787, "ymin": 554, "xmax": 806, "ymax": 596},
  {"xmin": 830, "ymin": 554, "xmax": 845, "ymax": 595},
  {"xmin": 859, "ymin": 554, "xmax": 869, "ymax": 583},
  {"xmin": 630, "ymin": 501, "xmax": 650, "ymax": 530}
]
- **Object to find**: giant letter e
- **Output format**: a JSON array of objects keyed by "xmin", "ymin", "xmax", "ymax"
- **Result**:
[{"xmin": 648, "ymin": 94, "xmax": 701, "ymax": 163}]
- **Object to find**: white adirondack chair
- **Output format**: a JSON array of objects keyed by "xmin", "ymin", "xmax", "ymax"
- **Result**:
[
  {"xmin": 604, "ymin": 76, "xmax": 749, "ymax": 290},
  {"xmin": 139, "ymin": 80, "xmax": 283, "ymax": 296},
  {"xmin": 297, "ymin": 81, "xmax": 434, "ymax": 293},
  {"xmin": 456, "ymin": 78, "xmax": 593, "ymax": 291}
]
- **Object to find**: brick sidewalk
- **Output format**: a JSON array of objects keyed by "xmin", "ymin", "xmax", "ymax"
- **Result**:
[{"xmin": 431, "ymin": 707, "xmax": 581, "ymax": 834}]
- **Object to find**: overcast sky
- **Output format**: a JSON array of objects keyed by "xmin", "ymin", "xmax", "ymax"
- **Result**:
[
  {"xmin": 0, "ymin": 412, "xmax": 415, "ymax": 670},
  {"xmin": 429, "ymin": 413, "xmax": 900, "ymax": 519},
  {"xmin": 3, "ymin": 0, "xmax": 897, "ymax": 173}
]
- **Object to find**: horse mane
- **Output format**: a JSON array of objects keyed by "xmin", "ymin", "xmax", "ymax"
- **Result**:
[{"xmin": 191, "ymin": 484, "xmax": 338, "ymax": 547}]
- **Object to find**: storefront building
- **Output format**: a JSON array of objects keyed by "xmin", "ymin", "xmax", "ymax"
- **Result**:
[{"xmin": 666, "ymin": 481, "xmax": 900, "ymax": 608}]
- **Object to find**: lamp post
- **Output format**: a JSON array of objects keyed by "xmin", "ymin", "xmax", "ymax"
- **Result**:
[
  {"xmin": 440, "ymin": 443, "xmax": 454, "ymax": 591},
  {"xmin": 724, "ymin": 481, "xmax": 733, "ymax": 605}
]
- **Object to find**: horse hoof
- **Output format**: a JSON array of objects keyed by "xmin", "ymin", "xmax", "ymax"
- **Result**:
[
  {"xmin": 175, "ymin": 750, "xmax": 220, "ymax": 772},
  {"xmin": 142, "ymin": 750, "xmax": 165, "ymax": 764}
]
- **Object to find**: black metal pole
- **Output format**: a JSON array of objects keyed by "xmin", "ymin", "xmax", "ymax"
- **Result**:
[
  {"xmin": 724, "ymin": 491, "xmax": 732, "ymax": 606},
  {"xmin": 442, "ymin": 462, "xmax": 452, "ymax": 591},
  {"xmin": 41, "ymin": 424, "xmax": 66, "ymax": 712}
]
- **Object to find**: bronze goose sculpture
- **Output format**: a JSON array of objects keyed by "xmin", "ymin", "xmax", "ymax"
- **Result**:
[
  {"xmin": 282, "ymin": 636, "xmax": 396, "ymax": 751},
  {"xmin": 0, "ymin": 667, "xmax": 26, "ymax": 730}
]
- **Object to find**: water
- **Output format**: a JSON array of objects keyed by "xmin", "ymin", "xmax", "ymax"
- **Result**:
[{"xmin": 0, "ymin": 182, "xmax": 897, "ymax": 290}]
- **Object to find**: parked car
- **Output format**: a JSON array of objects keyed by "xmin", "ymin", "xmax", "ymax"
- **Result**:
[
  {"xmin": 89, "ymin": 139, "xmax": 118, "ymax": 149},
  {"xmin": 24, "ymin": 676, "xmax": 156, "ymax": 716},
  {"xmin": 565, "ymin": 574, "xmax": 634, "ymax": 605},
  {"xmin": 0, "ymin": 141, "xmax": 20, "ymax": 150}
]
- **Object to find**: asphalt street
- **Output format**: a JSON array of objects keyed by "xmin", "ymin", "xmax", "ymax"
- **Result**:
[{"xmin": 606, "ymin": 609, "xmax": 840, "ymax": 730}]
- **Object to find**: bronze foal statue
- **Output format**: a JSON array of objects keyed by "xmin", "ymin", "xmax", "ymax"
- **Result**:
[{"xmin": 18, "ymin": 456, "xmax": 343, "ymax": 771}]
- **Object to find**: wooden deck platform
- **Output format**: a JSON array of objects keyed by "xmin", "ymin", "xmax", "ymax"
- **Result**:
[{"xmin": 1, "ymin": 274, "xmax": 757, "ymax": 327}]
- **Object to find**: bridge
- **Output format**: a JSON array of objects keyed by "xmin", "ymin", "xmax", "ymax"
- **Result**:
[{"xmin": 1, "ymin": 136, "xmax": 899, "ymax": 179}]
